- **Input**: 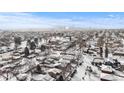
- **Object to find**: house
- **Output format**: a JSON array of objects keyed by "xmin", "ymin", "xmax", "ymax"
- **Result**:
[{"xmin": 47, "ymin": 68, "xmax": 62, "ymax": 79}]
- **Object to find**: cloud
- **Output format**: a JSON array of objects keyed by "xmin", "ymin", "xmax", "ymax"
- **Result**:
[
  {"xmin": 0, "ymin": 12, "xmax": 123, "ymax": 30},
  {"xmin": 108, "ymin": 14, "xmax": 115, "ymax": 18}
]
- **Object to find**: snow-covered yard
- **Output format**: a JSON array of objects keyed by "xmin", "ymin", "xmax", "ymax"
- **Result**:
[{"xmin": 0, "ymin": 30, "xmax": 124, "ymax": 81}]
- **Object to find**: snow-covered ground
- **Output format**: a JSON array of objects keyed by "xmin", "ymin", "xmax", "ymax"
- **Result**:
[{"xmin": 0, "ymin": 30, "xmax": 124, "ymax": 81}]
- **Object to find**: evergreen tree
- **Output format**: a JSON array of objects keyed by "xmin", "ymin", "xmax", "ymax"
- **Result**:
[
  {"xmin": 14, "ymin": 37, "xmax": 21, "ymax": 45},
  {"xmin": 27, "ymin": 39, "xmax": 31, "ymax": 46},
  {"xmin": 105, "ymin": 46, "xmax": 108, "ymax": 58},
  {"xmin": 40, "ymin": 45, "xmax": 46, "ymax": 52},
  {"xmin": 24, "ymin": 47, "xmax": 29, "ymax": 57},
  {"xmin": 34, "ymin": 38, "xmax": 38, "ymax": 45},
  {"xmin": 14, "ymin": 36, "xmax": 21, "ymax": 50},
  {"xmin": 100, "ymin": 46, "xmax": 103, "ymax": 57},
  {"xmin": 30, "ymin": 41, "xmax": 36, "ymax": 50}
]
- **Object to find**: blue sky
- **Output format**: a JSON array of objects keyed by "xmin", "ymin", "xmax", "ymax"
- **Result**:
[
  {"xmin": 31, "ymin": 12, "xmax": 124, "ymax": 19},
  {"xmin": 0, "ymin": 12, "xmax": 124, "ymax": 29}
]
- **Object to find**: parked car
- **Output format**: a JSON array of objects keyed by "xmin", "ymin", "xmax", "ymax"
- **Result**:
[
  {"xmin": 0, "ymin": 49, "xmax": 4, "ymax": 54},
  {"xmin": 101, "ymin": 65, "xmax": 114, "ymax": 74},
  {"xmin": 91, "ymin": 58, "xmax": 104, "ymax": 67},
  {"xmin": 7, "ymin": 47, "xmax": 13, "ymax": 52}
]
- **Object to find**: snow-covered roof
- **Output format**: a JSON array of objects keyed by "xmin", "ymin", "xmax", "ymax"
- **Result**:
[
  {"xmin": 32, "ymin": 74, "xmax": 54, "ymax": 81},
  {"xmin": 59, "ymin": 58, "xmax": 70, "ymax": 64},
  {"xmin": 100, "ymin": 73, "xmax": 116, "ymax": 81},
  {"xmin": 93, "ymin": 58, "xmax": 104, "ymax": 63},
  {"xmin": 47, "ymin": 68, "xmax": 62, "ymax": 74}
]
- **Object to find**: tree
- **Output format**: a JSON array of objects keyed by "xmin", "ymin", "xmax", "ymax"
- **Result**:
[
  {"xmin": 36, "ymin": 64, "xmax": 41, "ymax": 74},
  {"xmin": 14, "ymin": 37, "xmax": 21, "ymax": 45},
  {"xmin": 34, "ymin": 38, "xmax": 38, "ymax": 46},
  {"xmin": 24, "ymin": 47, "xmax": 29, "ymax": 57},
  {"xmin": 69, "ymin": 36, "xmax": 72, "ymax": 41},
  {"xmin": 40, "ymin": 45, "xmax": 46, "ymax": 52},
  {"xmin": 30, "ymin": 41, "xmax": 36, "ymax": 50},
  {"xmin": 27, "ymin": 39, "xmax": 31, "ymax": 46},
  {"xmin": 100, "ymin": 46, "xmax": 103, "ymax": 57},
  {"xmin": 105, "ymin": 46, "xmax": 108, "ymax": 58},
  {"xmin": 14, "ymin": 37, "xmax": 21, "ymax": 50}
]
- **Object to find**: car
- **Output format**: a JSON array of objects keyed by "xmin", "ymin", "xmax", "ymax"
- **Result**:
[
  {"xmin": 7, "ymin": 47, "xmax": 13, "ymax": 52},
  {"xmin": 101, "ymin": 65, "xmax": 113, "ymax": 74},
  {"xmin": 91, "ymin": 58, "xmax": 104, "ymax": 67},
  {"xmin": 0, "ymin": 49, "xmax": 4, "ymax": 54},
  {"xmin": 104, "ymin": 61, "xmax": 113, "ymax": 67}
]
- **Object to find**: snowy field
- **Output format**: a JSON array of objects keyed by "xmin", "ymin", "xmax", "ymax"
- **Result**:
[{"xmin": 0, "ymin": 29, "xmax": 124, "ymax": 81}]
